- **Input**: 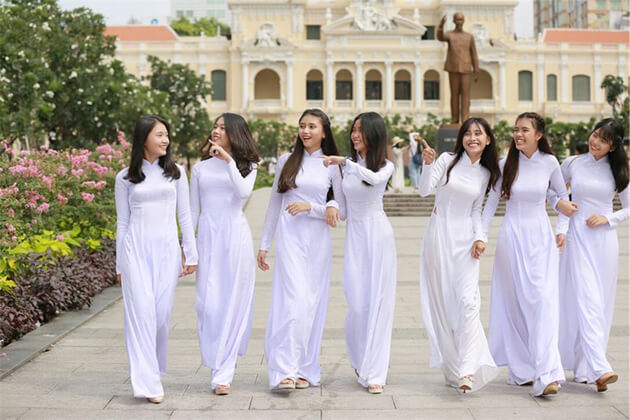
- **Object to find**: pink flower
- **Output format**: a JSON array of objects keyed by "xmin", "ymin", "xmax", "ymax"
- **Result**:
[
  {"xmin": 11, "ymin": 236, "xmax": 17, "ymax": 242},
  {"xmin": 32, "ymin": 219, "xmax": 38, "ymax": 224},
  {"xmin": 71, "ymin": 168, "xmax": 84, "ymax": 178},
  {"xmin": 57, "ymin": 165, "xmax": 68, "ymax": 176},
  {"xmin": 42, "ymin": 175, "xmax": 54, "ymax": 188},
  {"xmin": 81, "ymin": 192, "xmax": 95, "ymax": 202},
  {"xmin": 7, "ymin": 224, "xmax": 16, "ymax": 233},
  {"xmin": 7, "ymin": 208, "xmax": 15, "ymax": 217},
  {"xmin": 56, "ymin": 234, "xmax": 65, "ymax": 242},
  {"xmin": 96, "ymin": 144, "xmax": 113, "ymax": 155},
  {"xmin": 57, "ymin": 194, "xmax": 68, "ymax": 204},
  {"xmin": 37, "ymin": 203, "xmax": 50, "ymax": 213}
]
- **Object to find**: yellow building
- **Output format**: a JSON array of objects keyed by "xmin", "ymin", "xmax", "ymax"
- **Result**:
[
  {"xmin": 534, "ymin": 0, "xmax": 629, "ymax": 33},
  {"xmin": 106, "ymin": 0, "xmax": 629, "ymax": 126}
]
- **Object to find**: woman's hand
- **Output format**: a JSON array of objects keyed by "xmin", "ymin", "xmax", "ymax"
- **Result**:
[
  {"xmin": 321, "ymin": 155, "xmax": 345, "ymax": 167},
  {"xmin": 116, "ymin": 274, "xmax": 121, "ymax": 285},
  {"xmin": 419, "ymin": 138, "xmax": 435, "ymax": 165},
  {"xmin": 557, "ymin": 199, "xmax": 578, "ymax": 217},
  {"xmin": 286, "ymin": 201, "xmax": 311, "ymax": 216},
  {"xmin": 208, "ymin": 140, "xmax": 232, "ymax": 163},
  {"xmin": 325, "ymin": 207, "xmax": 339, "ymax": 227},
  {"xmin": 586, "ymin": 214, "xmax": 608, "ymax": 228},
  {"xmin": 556, "ymin": 234, "xmax": 566, "ymax": 250},
  {"xmin": 471, "ymin": 240, "xmax": 486, "ymax": 259},
  {"xmin": 257, "ymin": 250, "xmax": 269, "ymax": 271},
  {"xmin": 181, "ymin": 265, "xmax": 197, "ymax": 276}
]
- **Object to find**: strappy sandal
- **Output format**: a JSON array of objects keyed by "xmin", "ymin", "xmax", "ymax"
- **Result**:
[
  {"xmin": 215, "ymin": 384, "xmax": 230, "ymax": 395},
  {"xmin": 147, "ymin": 395, "xmax": 164, "ymax": 404},
  {"xmin": 367, "ymin": 384, "xmax": 384, "ymax": 394},
  {"xmin": 596, "ymin": 372, "xmax": 618, "ymax": 392},
  {"xmin": 277, "ymin": 377, "xmax": 296, "ymax": 391},
  {"xmin": 542, "ymin": 381, "xmax": 559, "ymax": 396},
  {"xmin": 295, "ymin": 378, "xmax": 309, "ymax": 389},
  {"xmin": 458, "ymin": 375, "xmax": 474, "ymax": 393}
]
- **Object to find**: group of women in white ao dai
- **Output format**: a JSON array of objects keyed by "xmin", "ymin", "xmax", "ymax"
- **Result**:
[
  {"xmin": 190, "ymin": 156, "xmax": 257, "ymax": 389},
  {"xmin": 481, "ymin": 149, "xmax": 568, "ymax": 396},
  {"xmin": 339, "ymin": 155, "xmax": 396, "ymax": 388},
  {"xmin": 259, "ymin": 149, "xmax": 343, "ymax": 388},
  {"xmin": 419, "ymin": 152, "xmax": 498, "ymax": 392},
  {"xmin": 553, "ymin": 153, "xmax": 629, "ymax": 384},
  {"xmin": 115, "ymin": 159, "xmax": 198, "ymax": 399}
]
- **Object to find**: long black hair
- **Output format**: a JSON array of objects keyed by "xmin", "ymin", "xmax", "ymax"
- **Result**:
[
  {"xmin": 350, "ymin": 112, "xmax": 389, "ymax": 186},
  {"xmin": 591, "ymin": 118, "xmax": 629, "ymax": 192},
  {"xmin": 444, "ymin": 117, "xmax": 501, "ymax": 193},
  {"xmin": 200, "ymin": 113, "xmax": 260, "ymax": 177},
  {"xmin": 124, "ymin": 115, "xmax": 181, "ymax": 184},
  {"xmin": 501, "ymin": 112, "xmax": 553, "ymax": 199},
  {"xmin": 277, "ymin": 109, "xmax": 338, "ymax": 193}
]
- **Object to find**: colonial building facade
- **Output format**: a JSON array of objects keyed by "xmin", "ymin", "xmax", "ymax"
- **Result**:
[{"xmin": 106, "ymin": 0, "xmax": 629, "ymax": 125}]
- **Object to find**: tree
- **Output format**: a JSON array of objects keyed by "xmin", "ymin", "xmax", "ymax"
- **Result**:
[
  {"xmin": 145, "ymin": 55, "xmax": 212, "ymax": 168},
  {"xmin": 601, "ymin": 75, "xmax": 629, "ymax": 131},
  {"xmin": 248, "ymin": 118, "xmax": 295, "ymax": 158},
  {"xmin": 170, "ymin": 17, "xmax": 231, "ymax": 38}
]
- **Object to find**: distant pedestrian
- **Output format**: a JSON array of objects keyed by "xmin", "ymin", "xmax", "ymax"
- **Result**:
[{"xmin": 390, "ymin": 136, "xmax": 407, "ymax": 193}]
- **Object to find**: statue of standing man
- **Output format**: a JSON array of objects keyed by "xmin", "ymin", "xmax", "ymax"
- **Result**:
[{"xmin": 437, "ymin": 13, "xmax": 479, "ymax": 125}]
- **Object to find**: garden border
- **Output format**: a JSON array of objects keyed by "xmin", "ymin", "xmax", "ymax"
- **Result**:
[{"xmin": 0, "ymin": 285, "xmax": 122, "ymax": 380}]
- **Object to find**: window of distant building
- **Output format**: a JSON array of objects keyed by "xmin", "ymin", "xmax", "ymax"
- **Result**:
[
  {"xmin": 423, "ymin": 70, "xmax": 440, "ymax": 100},
  {"xmin": 306, "ymin": 25, "xmax": 321, "ymax": 40},
  {"xmin": 518, "ymin": 70, "xmax": 533, "ymax": 101},
  {"xmin": 572, "ymin": 75, "xmax": 591, "ymax": 101},
  {"xmin": 547, "ymin": 74, "xmax": 557, "ymax": 101},
  {"xmin": 306, "ymin": 69, "xmax": 323, "ymax": 100},
  {"xmin": 336, "ymin": 69, "xmax": 353, "ymax": 100},
  {"xmin": 211, "ymin": 70, "xmax": 226, "ymax": 101},
  {"xmin": 422, "ymin": 26, "xmax": 435, "ymax": 40},
  {"xmin": 395, "ymin": 70, "xmax": 412, "ymax": 100},
  {"xmin": 365, "ymin": 70, "xmax": 382, "ymax": 100}
]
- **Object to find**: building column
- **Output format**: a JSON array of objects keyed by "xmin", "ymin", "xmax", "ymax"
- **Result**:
[
  {"xmin": 414, "ymin": 60, "xmax": 422, "ymax": 111},
  {"xmin": 326, "ymin": 59, "xmax": 334, "ymax": 109},
  {"xmin": 355, "ymin": 60, "xmax": 363, "ymax": 110},
  {"xmin": 241, "ymin": 59, "xmax": 249, "ymax": 111},
  {"xmin": 537, "ymin": 54, "xmax": 544, "ymax": 109},
  {"xmin": 594, "ymin": 50, "xmax": 601, "ymax": 103},
  {"xmin": 619, "ymin": 44, "xmax": 626, "ymax": 79},
  {"xmin": 385, "ymin": 59, "xmax": 393, "ymax": 111},
  {"xmin": 286, "ymin": 59, "xmax": 293, "ymax": 110},
  {"xmin": 499, "ymin": 60, "xmax": 506, "ymax": 109},
  {"xmin": 561, "ymin": 53, "xmax": 569, "ymax": 103}
]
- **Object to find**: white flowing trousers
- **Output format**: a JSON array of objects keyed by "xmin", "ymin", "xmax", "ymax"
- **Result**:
[
  {"xmin": 265, "ymin": 213, "xmax": 332, "ymax": 387},
  {"xmin": 343, "ymin": 210, "xmax": 397, "ymax": 387},
  {"xmin": 195, "ymin": 213, "xmax": 255, "ymax": 388},
  {"xmin": 420, "ymin": 213, "xmax": 497, "ymax": 391}
]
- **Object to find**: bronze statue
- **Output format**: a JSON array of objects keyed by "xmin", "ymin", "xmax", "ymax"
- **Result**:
[{"xmin": 437, "ymin": 13, "xmax": 479, "ymax": 125}]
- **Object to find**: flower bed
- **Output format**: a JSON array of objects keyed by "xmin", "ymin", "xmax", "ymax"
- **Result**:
[{"xmin": 0, "ymin": 133, "xmax": 129, "ymax": 346}]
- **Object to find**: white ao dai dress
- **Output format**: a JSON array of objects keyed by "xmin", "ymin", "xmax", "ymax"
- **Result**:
[
  {"xmin": 115, "ymin": 161, "xmax": 198, "ymax": 398},
  {"xmin": 553, "ymin": 153, "xmax": 629, "ymax": 383},
  {"xmin": 419, "ymin": 152, "xmax": 498, "ymax": 391},
  {"xmin": 340, "ymin": 156, "xmax": 396, "ymax": 387},
  {"xmin": 190, "ymin": 157, "xmax": 257, "ymax": 388},
  {"xmin": 391, "ymin": 147, "xmax": 405, "ymax": 191},
  {"xmin": 259, "ymin": 149, "xmax": 343, "ymax": 388},
  {"xmin": 481, "ymin": 150, "xmax": 568, "ymax": 396}
]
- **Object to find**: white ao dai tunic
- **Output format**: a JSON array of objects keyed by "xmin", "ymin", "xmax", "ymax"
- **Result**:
[
  {"xmin": 259, "ymin": 150, "xmax": 343, "ymax": 388},
  {"xmin": 481, "ymin": 150, "xmax": 568, "ymax": 396},
  {"xmin": 554, "ymin": 154, "xmax": 629, "ymax": 383},
  {"xmin": 115, "ymin": 161, "xmax": 198, "ymax": 398},
  {"xmin": 190, "ymin": 157, "xmax": 257, "ymax": 388},
  {"xmin": 340, "ymin": 157, "xmax": 396, "ymax": 387},
  {"xmin": 419, "ymin": 152, "xmax": 498, "ymax": 391}
]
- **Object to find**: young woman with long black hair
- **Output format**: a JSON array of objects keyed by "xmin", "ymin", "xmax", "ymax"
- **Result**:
[
  {"xmin": 553, "ymin": 118, "xmax": 629, "ymax": 392},
  {"xmin": 416, "ymin": 117, "xmax": 500, "ymax": 393},
  {"xmin": 322, "ymin": 112, "xmax": 395, "ymax": 394},
  {"xmin": 115, "ymin": 115, "xmax": 198, "ymax": 403},
  {"xmin": 190, "ymin": 113, "xmax": 260, "ymax": 395},
  {"xmin": 481, "ymin": 112, "xmax": 569, "ymax": 397},
  {"xmin": 257, "ymin": 109, "xmax": 343, "ymax": 391}
]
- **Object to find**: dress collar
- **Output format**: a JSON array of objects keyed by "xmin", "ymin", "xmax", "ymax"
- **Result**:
[
  {"xmin": 519, "ymin": 149, "xmax": 540, "ymax": 161},
  {"xmin": 304, "ymin": 148, "xmax": 323, "ymax": 158}
]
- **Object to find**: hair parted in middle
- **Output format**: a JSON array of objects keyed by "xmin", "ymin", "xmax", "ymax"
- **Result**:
[{"xmin": 349, "ymin": 112, "xmax": 389, "ymax": 186}]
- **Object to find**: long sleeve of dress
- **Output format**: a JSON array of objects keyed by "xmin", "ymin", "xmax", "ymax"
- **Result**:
[
  {"xmin": 115, "ymin": 171, "xmax": 130, "ymax": 275},
  {"xmin": 471, "ymin": 184, "xmax": 486, "ymax": 243},
  {"xmin": 227, "ymin": 160, "xmax": 257, "ymax": 200},
  {"xmin": 418, "ymin": 153, "xmax": 449, "ymax": 197},
  {"xmin": 190, "ymin": 164, "xmax": 201, "ymax": 232},
  {"xmin": 606, "ymin": 187, "xmax": 629, "ymax": 227},
  {"xmin": 344, "ymin": 159, "xmax": 394, "ymax": 186},
  {"xmin": 307, "ymin": 165, "xmax": 343, "ymax": 220},
  {"xmin": 548, "ymin": 162, "xmax": 570, "ymax": 235},
  {"xmin": 330, "ymin": 165, "xmax": 347, "ymax": 221},
  {"xmin": 550, "ymin": 157, "xmax": 574, "ymax": 234},
  {"xmin": 176, "ymin": 165, "xmax": 198, "ymax": 266},
  {"xmin": 259, "ymin": 156, "xmax": 287, "ymax": 252},
  {"xmin": 481, "ymin": 175, "xmax": 501, "ymax": 244}
]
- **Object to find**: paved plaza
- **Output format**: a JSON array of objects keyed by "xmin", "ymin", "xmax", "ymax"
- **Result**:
[{"xmin": 1, "ymin": 188, "xmax": 628, "ymax": 419}]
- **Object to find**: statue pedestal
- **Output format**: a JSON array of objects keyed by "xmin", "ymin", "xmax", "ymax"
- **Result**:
[{"xmin": 437, "ymin": 124, "xmax": 459, "ymax": 154}]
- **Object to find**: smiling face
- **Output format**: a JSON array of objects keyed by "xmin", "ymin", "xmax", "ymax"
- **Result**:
[
  {"xmin": 211, "ymin": 116, "xmax": 231, "ymax": 153},
  {"xmin": 513, "ymin": 117, "xmax": 541, "ymax": 157},
  {"xmin": 462, "ymin": 122, "xmax": 489, "ymax": 162},
  {"xmin": 588, "ymin": 128, "xmax": 612, "ymax": 160},
  {"xmin": 298, "ymin": 114, "xmax": 324, "ymax": 154},
  {"xmin": 351, "ymin": 118, "xmax": 368, "ymax": 157},
  {"xmin": 143, "ymin": 122, "xmax": 169, "ymax": 162}
]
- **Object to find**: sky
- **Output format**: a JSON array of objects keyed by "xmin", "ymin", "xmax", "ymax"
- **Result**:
[{"xmin": 58, "ymin": 0, "xmax": 535, "ymax": 38}]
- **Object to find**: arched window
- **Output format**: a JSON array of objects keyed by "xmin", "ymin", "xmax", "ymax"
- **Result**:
[
  {"xmin": 254, "ymin": 69, "xmax": 281, "ymax": 99},
  {"xmin": 211, "ymin": 70, "xmax": 226, "ymax": 101},
  {"xmin": 547, "ymin": 74, "xmax": 557, "ymax": 101},
  {"xmin": 335, "ymin": 69, "xmax": 353, "ymax": 100},
  {"xmin": 394, "ymin": 70, "xmax": 411, "ymax": 100},
  {"xmin": 424, "ymin": 70, "xmax": 440, "ymax": 100},
  {"xmin": 572, "ymin": 75, "xmax": 590, "ymax": 102},
  {"xmin": 518, "ymin": 70, "xmax": 533, "ymax": 101},
  {"xmin": 306, "ymin": 69, "xmax": 323, "ymax": 100},
  {"xmin": 365, "ymin": 69, "xmax": 382, "ymax": 100}
]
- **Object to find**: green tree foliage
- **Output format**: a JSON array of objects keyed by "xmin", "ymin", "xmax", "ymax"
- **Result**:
[
  {"xmin": 170, "ymin": 16, "xmax": 231, "ymax": 38},
  {"xmin": 145, "ymin": 55, "xmax": 213, "ymax": 167},
  {"xmin": 601, "ymin": 75, "xmax": 629, "ymax": 131},
  {"xmin": 248, "ymin": 118, "xmax": 296, "ymax": 158}
]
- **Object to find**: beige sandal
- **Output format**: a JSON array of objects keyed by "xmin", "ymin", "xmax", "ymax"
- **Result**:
[
  {"xmin": 458, "ymin": 375, "xmax": 474, "ymax": 393},
  {"xmin": 596, "ymin": 372, "xmax": 618, "ymax": 392},
  {"xmin": 367, "ymin": 384, "xmax": 384, "ymax": 394},
  {"xmin": 542, "ymin": 381, "xmax": 559, "ymax": 396},
  {"xmin": 215, "ymin": 384, "xmax": 230, "ymax": 395},
  {"xmin": 277, "ymin": 377, "xmax": 296, "ymax": 391},
  {"xmin": 147, "ymin": 395, "xmax": 164, "ymax": 404},
  {"xmin": 295, "ymin": 378, "xmax": 309, "ymax": 389}
]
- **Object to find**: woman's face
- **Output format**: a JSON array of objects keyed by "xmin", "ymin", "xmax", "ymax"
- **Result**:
[
  {"xmin": 462, "ymin": 122, "xmax": 489, "ymax": 161},
  {"xmin": 211, "ymin": 116, "xmax": 231, "ymax": 152},
  {"xmin": 299, "ymin": 114, "xmax": 324, "ymax": 153},
  {"xmin": 143, "ymin": 122, "xmax": 169, "ymax": 161},
  {"xmin": 513, "ymin": 118, "xmax": 540, "ymax": 157},
  {"xmin": 588, "ymin": 128, "xmax": 612, "ymax": 161},
  {"xmin": 351, "ymin": 119, "xmax": 368, "ymax": 156}
]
